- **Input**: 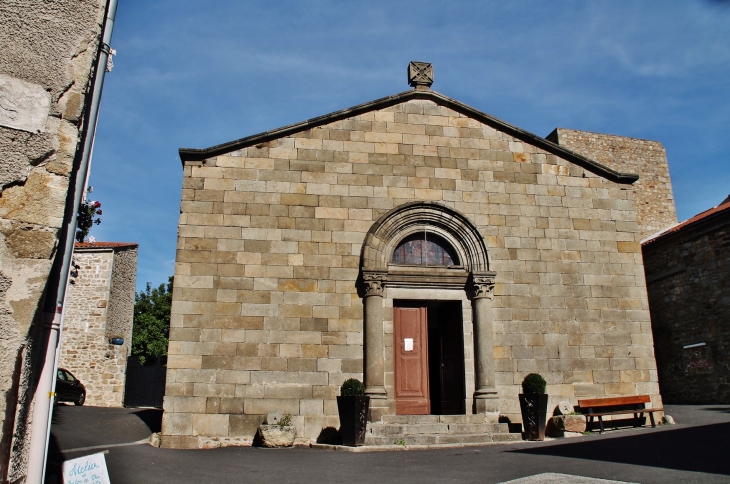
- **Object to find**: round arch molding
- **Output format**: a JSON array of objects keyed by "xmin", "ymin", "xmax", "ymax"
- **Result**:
[
  {"xmin": 361, "ymin": 201, "xmax": 490, "ymax": 272},
  {"xmin": 359, "ymin": 201, "xmax": 499, "ymax": 413}
]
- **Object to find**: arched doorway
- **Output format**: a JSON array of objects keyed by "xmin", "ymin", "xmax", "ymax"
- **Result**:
[{"xmin": 359, "ymin": 201, "xmax": 499, "ymax": 418}]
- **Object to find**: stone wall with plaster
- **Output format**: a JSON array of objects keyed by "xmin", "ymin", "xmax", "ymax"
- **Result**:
[
  {"xmin": 162, "ymin": 95, "xmax": 661, "ymax": 449},
  {"xmin": 547, "ymin": 128, "xmax": 677, "ymax": 240},
  {"xmin": 0, "ymin": 0, "xmax": 107, "ymax": 478},
  {"xmin": 59, "ymin": 243, "xmax": 138, "ymax": 407}
]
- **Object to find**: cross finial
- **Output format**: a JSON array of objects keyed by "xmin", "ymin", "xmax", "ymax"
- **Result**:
[{"xmin": 408, "ymin": 61, "xmax": 433, "ymax": 89}]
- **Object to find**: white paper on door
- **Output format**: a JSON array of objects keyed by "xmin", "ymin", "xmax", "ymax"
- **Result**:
[{"xmin": 404, "ymin": 338, "xmax": 413, "ymax": 351}]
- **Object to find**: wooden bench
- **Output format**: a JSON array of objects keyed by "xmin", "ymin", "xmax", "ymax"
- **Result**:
[{"xmin": 578, "ymin": 395, "xmax": 663, "ymax": 434}]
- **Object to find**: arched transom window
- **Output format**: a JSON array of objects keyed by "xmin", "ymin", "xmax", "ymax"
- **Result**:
[{"xmin": 391, "ymin": 232, "xmax": 459, "ymax": 267}]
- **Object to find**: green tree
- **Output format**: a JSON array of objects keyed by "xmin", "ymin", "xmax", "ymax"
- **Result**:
[{"xmin": 132, "ymin": 277, "xmax": 173, "ymax": 365}]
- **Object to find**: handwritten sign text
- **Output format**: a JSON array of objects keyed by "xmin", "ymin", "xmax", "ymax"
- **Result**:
[{"xmin": 62, "ymin": 452, "xmax": 110, "ymax": 484}]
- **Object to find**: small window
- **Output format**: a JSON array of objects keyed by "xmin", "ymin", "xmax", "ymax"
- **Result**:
[
  {"xmin": 391, "ymin": 232, "xmax": 459, "ymax": 266},
  {"xmin": 64, "ymin": 371, "xmax": 77, "ymax": 382},
  {"xmin": 57, "ymin": 370, "xmax": 66, "ymax": 381}
]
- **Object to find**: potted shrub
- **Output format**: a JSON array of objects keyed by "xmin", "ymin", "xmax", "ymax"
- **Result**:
[
  {"xmin": 519, "ymin": 373, "xmax": 548, "ymax": 441},
  {"xmin": 336, "ymin": 378, "xmax": 370, "ymax": 446}
]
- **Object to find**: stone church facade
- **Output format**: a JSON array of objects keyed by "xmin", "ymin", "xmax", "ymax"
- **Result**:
[{"xmin": 162, "ymin": 63, "xmax": 668, "ymax": 448}]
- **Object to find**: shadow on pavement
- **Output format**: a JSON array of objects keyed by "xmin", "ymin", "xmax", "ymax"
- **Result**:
[
  {"xmin": 44, "ymin": 433, "xmax": 64, "ymax": 484},
  {"xmin": 700, "ymin": 406, "xmax": 730, "ymax": 414},
  {"xmin": 50, "ymin": 404, "xmax": 65, "ymax": 426},
  {"xmin": 132, "ymin": 408, "xmax": 163, "ymax": 433},
  {"xmin": 316, "ymin": 426, "xmax": 342, "ymax": 444},
  {"xmin": 509, "ymin": 422, "xmax": 730, "ymax": 476}
]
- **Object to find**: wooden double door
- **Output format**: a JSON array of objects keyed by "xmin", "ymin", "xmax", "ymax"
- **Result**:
[{"xmin": 393, "ymin": 301, "xmax": 466, "ymax": 415}]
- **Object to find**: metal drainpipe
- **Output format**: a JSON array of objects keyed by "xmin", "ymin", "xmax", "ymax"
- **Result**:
[{"xmin": 25, "ymin": 0, "xmax": 118, "ymax": 482}]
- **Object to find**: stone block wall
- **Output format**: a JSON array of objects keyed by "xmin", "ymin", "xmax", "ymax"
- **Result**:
[
  {"xmin": 642, "ymin": 204, "xmax": 730, "ymax": 403},
  {"xmin": 163, "ymin": 97, "xmax": 661, "ymax": 448},
  {"xmin": 59, "ymin": 243, "xmax": 138, "ymax": 407},
  {"xmin": 0, "ymin": 0, "xmax": 107, "ymax": 479},
  {"xmin": 107, "ymin": 245, "xmax": 138, "ymax": 340},
  {"xmin": 547, "ymin": 128, "xmax": 677, "ymax": 239}
]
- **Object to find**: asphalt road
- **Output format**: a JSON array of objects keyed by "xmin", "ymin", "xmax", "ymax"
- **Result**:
[{"xmin": 46, "ymin": 404, "xmax": 730, "ymax": 483}]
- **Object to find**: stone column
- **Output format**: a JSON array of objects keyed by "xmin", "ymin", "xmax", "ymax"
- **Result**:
[
  {"xmin": 362, "ymin": 271, "xmax": 387, "ymax": 401},
  {"xmin": 471, "ymin": 271, "xmax": 498, "ymax": 413}
]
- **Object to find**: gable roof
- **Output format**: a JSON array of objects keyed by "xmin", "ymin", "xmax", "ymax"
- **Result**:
[
  {"xmin": 642, "ymin": 198, "xmax": 730, "ymax": 246},
  {"xmin": 179, "ymin": 89, "xmax": 639, "ymax": 184}
]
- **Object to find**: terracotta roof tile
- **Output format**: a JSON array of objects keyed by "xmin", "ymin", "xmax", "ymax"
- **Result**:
[
  {"xmin": 74, "ymin": 241, "xmax": 138, "ymax": 249},
  {"xmin": 642, "ymin": 200, "xmax": 730, "ymax": 246}
]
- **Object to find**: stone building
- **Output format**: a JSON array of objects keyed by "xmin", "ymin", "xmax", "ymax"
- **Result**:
[
  {"xmin": 162, "ymin": 63, "xmax": 668, "ymax": 448},
  {"xmin": 0, "ymin": 0, "xmax": 110, "ymax": 479},
  {"xmin": 547, "ymin": 129, "xmax": 677, "ymax": 240},
  {"xmin": 642, "ymin": 196, "xmax": 730, "ymax": 403},
  {"xmin": 59, "ymin": 242, "xmax": 138, "ymax": 407}
]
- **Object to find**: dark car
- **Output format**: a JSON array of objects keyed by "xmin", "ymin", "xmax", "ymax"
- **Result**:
[{"xmin": 56, "ymin": 368, "xmax": 86, "ymax": 406}]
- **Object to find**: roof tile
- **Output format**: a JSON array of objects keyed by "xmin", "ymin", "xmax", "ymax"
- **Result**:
[
  {"xmin": 74, "ymin": 241, "xmax": 138, "ymax": 249},
  {"xmin": 642, "ymin": 199, "xmax": 730, "ymax": 246}
]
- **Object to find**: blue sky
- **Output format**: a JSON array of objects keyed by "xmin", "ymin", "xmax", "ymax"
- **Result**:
[{"xmin": 89, "ymin": 0, "xmax": 730, "ymax": 292}]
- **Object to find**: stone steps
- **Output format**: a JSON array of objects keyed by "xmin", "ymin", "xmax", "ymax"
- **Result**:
[
  {"xmin": 381, "ymin": 414, "xmax": 493, "ymax": 425},
  {"xmin": 367, "ymin": 422, "xmax": 509, "ymax": 436},
  {"xmin": 364, "ymin": 414, "xmax": 522, "ymax": 446}
]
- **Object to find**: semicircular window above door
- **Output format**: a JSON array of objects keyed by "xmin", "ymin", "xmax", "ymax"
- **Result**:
[{"xmin": 391, "ymin": 232, "xmax": 459, "ymax": 267}]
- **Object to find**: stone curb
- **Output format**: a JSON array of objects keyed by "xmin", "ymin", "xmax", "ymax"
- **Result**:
[{"xmin": 309, "ymin": 440, "xmax": 525, "ymax": 452}]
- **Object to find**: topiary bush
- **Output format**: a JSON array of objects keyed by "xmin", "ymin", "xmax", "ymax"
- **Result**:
[
  {"xmin": 340, "ymin": 378, "xmax": 365, "ymax": 397},
  {"xmin": 522, "ymin": 373, "xmax": 547, "ymax": 394}
]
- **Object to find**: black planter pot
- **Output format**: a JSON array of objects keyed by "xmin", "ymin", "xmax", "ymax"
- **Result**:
[
  {"xmin": 519, "ymin": 393, "xmax": 549, "ymax": 441},
  {"xmin": 336, "ymin": 396, "xmax": 370, "ymax": 446}
]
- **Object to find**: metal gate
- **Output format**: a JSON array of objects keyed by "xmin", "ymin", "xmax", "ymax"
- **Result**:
[{"xmin": 124, "ymin": 356, "xmax": 166, "ymax": 407}]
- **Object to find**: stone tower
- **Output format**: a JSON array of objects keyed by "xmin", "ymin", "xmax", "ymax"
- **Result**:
[{"xmin": 547, "ymin": 128, "xmax": 677, "ymax": 239}]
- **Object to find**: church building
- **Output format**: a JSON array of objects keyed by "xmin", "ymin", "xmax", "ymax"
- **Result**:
[{"xmin": 161, "ymin": 63, "xmax": 673, "ymax": 448}]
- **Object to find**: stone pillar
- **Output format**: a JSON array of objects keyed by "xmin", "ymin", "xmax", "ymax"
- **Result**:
[
  {"xmin": 362, "ymin": 271, "xmax": 387, "ymax": 401},
  {"xmin": 471, "ymin": 271, "xmax": 498, "ymax": 414}
]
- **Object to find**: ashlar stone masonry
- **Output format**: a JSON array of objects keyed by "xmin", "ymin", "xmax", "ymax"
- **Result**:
[
  {"xmin": 163, "ymin": 65, "xmax": 665, "ymax": 448},
  {"xmin": 547, "ymin": 129, "xmax": 677, "ymax": 240}
]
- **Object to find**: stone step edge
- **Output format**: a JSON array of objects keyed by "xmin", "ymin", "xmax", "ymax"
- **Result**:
[
  {"xmin": 310, "ymin": 439, "xmax": 524, "ymax": 453},
  {"xmin": 368, "ymin": 422, "xmax": 509, "ymax": 430},
  {"xmin": 365, "ymin": 431, "xmax": 506, "ymax": 438},
  {"xmin": 380, "ymin": 416, "xmax": 496, "ymax": 424},
  {"xmin": 364, "ymin": 432, "xmax": 521, "ymax": 445}
]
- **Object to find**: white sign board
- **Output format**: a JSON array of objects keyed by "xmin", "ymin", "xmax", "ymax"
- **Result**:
[
  {"xmin": 404, "ymin": 338, "xmax": 414, "ymax": 351},
  {"xmin": 62, "ymin": 452, "xmax": 111, "ymax": 484}
]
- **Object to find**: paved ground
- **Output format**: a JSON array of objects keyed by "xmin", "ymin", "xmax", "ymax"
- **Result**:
[{"xmin": 46, "ymin": 404, "xmax": 730, "ymax": 483}]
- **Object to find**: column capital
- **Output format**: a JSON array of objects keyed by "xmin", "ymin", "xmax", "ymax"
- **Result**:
[
  {"xmin": 362, "ymin": 270, "xmax": 388, "ymax": 297},
  {"xmin": 471, "ymin": 271, "xmax": 496, "ymax": 300}
]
